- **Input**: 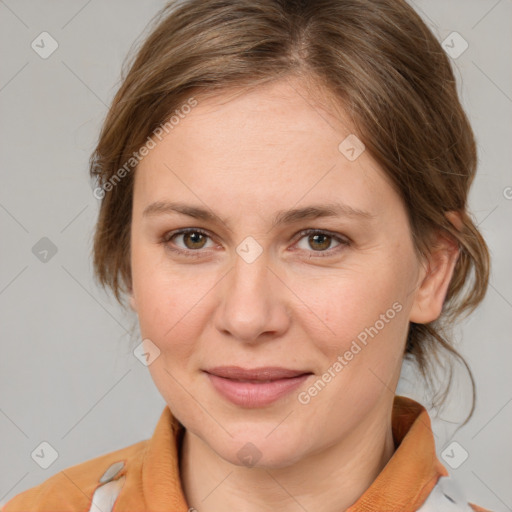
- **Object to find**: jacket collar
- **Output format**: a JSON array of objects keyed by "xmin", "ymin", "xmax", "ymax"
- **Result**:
[
  {"xmin": 139, "ymin": 395, "xmax": 447, "ymax": 511},
  {"xmin": 347, "ymin": 396, "xmax": 448, "ymax": 511}
]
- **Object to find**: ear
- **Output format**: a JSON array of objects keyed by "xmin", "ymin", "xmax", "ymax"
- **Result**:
[
  {"xmin": 409, "ymin": 212, "xmax": 462, "ymax": 324},
  {"xmin": 128, "ymin": 287, "xmax": 137, "ymax": 312}
]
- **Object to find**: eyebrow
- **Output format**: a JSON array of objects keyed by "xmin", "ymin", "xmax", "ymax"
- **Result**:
[{"xmin": 142, "ymin": 201, "xmax": 376, "ymax": 228}]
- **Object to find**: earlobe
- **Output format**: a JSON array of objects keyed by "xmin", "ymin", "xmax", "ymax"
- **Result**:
[
  {"xmin": 445, "ymin": 210, "xmax": 463, "ymax": 231},
  {"xmin": 409, "ymin": 222, "xmax": 461, "ymax": 324},
  {"xmin": 129, "ymin": 293, "xmax": 137, "ymax": 312}
]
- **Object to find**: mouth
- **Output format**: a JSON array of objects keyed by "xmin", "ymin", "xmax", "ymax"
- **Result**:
[{"xmin": 203, "ymin": 366, "xmax": 313, "ymax": 407}]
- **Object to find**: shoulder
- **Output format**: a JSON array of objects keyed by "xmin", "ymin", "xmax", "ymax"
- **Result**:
[{"xmin": 1, "ymin": 439, "xmax": 148, "ymax": 512}]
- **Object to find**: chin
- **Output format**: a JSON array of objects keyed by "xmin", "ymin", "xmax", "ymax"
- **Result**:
[{"xmin": 208, "ymin": 429, "xmax": 308, "ymax": 470}]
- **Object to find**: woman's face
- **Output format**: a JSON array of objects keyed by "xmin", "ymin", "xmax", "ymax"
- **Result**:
[{"xmin": 130, "ymin": 78, "xmax": 442, "ymax": 467}]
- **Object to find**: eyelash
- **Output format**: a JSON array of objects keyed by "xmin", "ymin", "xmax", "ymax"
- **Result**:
[{"xmin": 160, "ymin": 227, "xmax": 351, "ymax": 259}]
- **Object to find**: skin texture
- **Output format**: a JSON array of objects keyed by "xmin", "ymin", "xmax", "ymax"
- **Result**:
[{"xmin": 129, "ymin": 77, "xmax": 460, "ymax": 512}]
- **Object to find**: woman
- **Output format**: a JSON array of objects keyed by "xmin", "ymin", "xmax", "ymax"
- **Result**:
[{"xmin": 3, "ymin": 0, "xmax": 492, "ymax": 510}]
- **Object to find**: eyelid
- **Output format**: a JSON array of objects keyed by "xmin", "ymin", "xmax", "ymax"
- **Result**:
[
  {"xmin": 161, "ymin": 227, "xmax": 350, "ymax": 258},
  {"xmin": 291, "ymin": 228, "xmax": 350, "ymax": 257},
  {"xmin": 161, "ymin": 227, "xmax": 217, "ymax": 257}
]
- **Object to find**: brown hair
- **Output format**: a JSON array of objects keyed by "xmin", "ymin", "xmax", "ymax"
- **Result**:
[{"xmin": 89, "ymin": 0, "xmax": 490, "ymax": 420}]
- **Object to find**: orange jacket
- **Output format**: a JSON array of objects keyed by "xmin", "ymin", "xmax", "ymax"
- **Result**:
[{"xmin": 2, "ymin": 396, "xmax": 491, "ymax": 511}]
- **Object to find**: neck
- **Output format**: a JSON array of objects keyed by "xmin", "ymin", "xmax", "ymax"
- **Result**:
[{"xmin": 179, "ymin": 401, "xmax": 396, "ymax": 512}]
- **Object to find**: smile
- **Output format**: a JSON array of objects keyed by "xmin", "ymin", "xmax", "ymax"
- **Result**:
[{"xmin": 203, "ymin": 366, "xmax": 313, "ymax": 407}]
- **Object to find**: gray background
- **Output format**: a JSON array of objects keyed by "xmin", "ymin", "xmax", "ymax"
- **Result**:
[{"xmin": 0, "ymin": 0, "xmax": 511, "ymax": 510}]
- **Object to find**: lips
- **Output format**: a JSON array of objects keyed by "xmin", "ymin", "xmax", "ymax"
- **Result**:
[
  {"xmin": 205, "ymin": 366, "xmax": 310, "ymax": 381},
  {"xmin": 204, "ymin": 366, "xmax": 313, "ymax": 407}
]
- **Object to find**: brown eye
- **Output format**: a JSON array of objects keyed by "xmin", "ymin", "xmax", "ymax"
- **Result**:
[
  {"xmin": 294, "ymin": 229, "xmax": 350, "ymax": 257},
  {"xmin": 162, "ymin": 228, "xmax": 214, "ymax": 256},
  {"xmin": 181, "ymin": 231, "xmax": 208, "ymax": 250},
  {"xmin": 307, "ymin": 233, "xmax": 332, "ymax": 251}
]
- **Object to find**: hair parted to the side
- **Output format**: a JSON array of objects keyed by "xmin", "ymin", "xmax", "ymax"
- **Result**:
[{"xmin": 89, "ymin": 0, "xmax": 490, "ymax": 422}]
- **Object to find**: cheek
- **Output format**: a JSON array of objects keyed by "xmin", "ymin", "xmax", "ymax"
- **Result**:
[
  {"xmin": 134, "ymin": 277, "xmax": 204, "ymax": 412},
  {"xmin": 131, "ymin": 259, "xmax": 212, "ymax": 371},
  {"xmin": 135, "ymin": 287, "xmax": 199, "ymax": 361},
  {"xmin": 304, "ymin": 261, "xmax": 410, "ymax": 364},
  {"xmin": 131, "ymin": 239, "xmax": 189, "ymax": 335}
]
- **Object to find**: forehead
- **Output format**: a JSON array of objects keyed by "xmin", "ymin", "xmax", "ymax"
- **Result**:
[
  {"xmin": 133, "ymin": 79, "xmax": 397, "ymax": 220},
  {"xmin": 168, "ymin": 79, "xmax": 355, "ymax": 154}
]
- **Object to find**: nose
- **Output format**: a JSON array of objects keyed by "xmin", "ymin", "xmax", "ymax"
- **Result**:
[{"xmin": 213, "ymin": 250, "xmax": 291, "ymax": 344}]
